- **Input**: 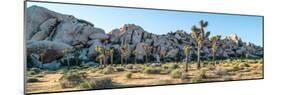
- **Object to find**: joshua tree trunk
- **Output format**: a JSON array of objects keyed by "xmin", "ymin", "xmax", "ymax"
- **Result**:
[
  {"xmin": 103, "ymin": 57, "xmax": 106, "ymax": 65},
  {"xmin": 197, "ymin": 45, "xmax": 201, "ymax": 70},
  {"xmin": 212, "ymin": 51, "xmax": 216, "ymax": 66},
  {"xmin": 99, "ymin": 58, "xmax": 103, "ymax": 67},
  {"xmin": 145, "ymin": 55, "xmax": 148, "ymax": 63},
  {"xmin": 41, "ymin": 54, "xmax": 44, "ymax": 69},
  {"xmin": 67, "ymin": 54, "xmax": 70, "ymax": 70},
  {"xmin": 185, "ymin": 54, "xmax": 189, "ymax": 72},
  {"xmin": 111, "ymin": 56, "xmax": 114, "ymax": 64},
  {"xmin": 121, "ymin": 55, "xmax": 123, "ymax": 65}
]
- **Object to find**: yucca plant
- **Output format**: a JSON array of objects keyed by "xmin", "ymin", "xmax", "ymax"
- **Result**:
[
  {"xmin": 211, "ymin": 35, "xmax": 221, "ymax": 66},
  {"xmin": 143, "ymin": 44, "xmax": 152, "ymax": 64},
  {"xmin": 62, "ymin": 48, "xmax": 70, "ymax": 70},
  {"xmin": 191, "ymin": 20, "xmax": 211, "ymax": 70},
  {"xmin": 109, "ymin": 48, "xmax": 114, "ymax": 64},
  {"xmin": 120, "ymin": 44, "xmax": 129, "ymax": 64},
  {"xmin": 183, "ymin": 45, "xmax": 192, "ymax": 72},
  {"xmin": 95, "ymin": 45, "xmax": 106, "ymax": 66}
]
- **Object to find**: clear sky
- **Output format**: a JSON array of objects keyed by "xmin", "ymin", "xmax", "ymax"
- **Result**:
[{"xmin": 27, "ymin": 2, "xmax": 263, "ymax": 46}]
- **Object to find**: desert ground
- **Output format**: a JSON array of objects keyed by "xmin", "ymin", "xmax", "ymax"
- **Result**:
[{"xmin": 26, "ymin": 59, "xmax": 263, "ymax": 94}]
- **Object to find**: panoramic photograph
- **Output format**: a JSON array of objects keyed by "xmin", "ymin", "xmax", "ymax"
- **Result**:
[{"xmin": 25, "ymin": 1, "xmax": 263, "ymax": 94}]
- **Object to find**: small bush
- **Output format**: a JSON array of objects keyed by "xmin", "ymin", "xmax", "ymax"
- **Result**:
[
  {"xmin": 27, "ymin": 71, "xmax": 37, "ymax": 76},
  {"xmin": 180, "ymin": 73, "xmax": 189, "ymax": 81},
  {"xmin": 170, "ymin": 69, "xmax": 183, "ymax": 78},
  {"xmin": 125, "ymin": 64, "xmax": 134, "ymax": 69},
  {"xmin": 239, "ymin": 63, "xmax": 250, "ymax": 68},
  {"xmin": 27, "ymin": 77, "xmax": 40, "ymax": 83},
  {"xmin": 30, "ymin": 68, "xmax": 41, "ymax": 73},
  {"xmin": 103, "ymin": 66, "xmax": 115, "ymax": 74},
  {"xmin": 214, "ymin": 67, "xmax": 228, "ymax": 76},
  {"xmin": 125, "ymin": 72, "xmax": 133, "ymax": 79},
  {"xmin": 169, "ymin": 64, "xmax": 180, "ymax": 69},
  {"xmin": 143, "ymin": 67, "xmax": 161, "ymax": 74},
  {"xmin": 79, "ymin": 77, "xmax": 114, "ymax": 89},
  {"xmin": 59, "ymin": 71, "xmax": 87, "ymax": 88},
  {"xmin": 192, "ymin": 68, "xmax": 207, "ymax": 82},
  {"xmin": 115, "ymin": 67, "xmax": 125, "ymax": 72},
  {"xmin": 89, "ymin": 77, "xmax": 113, "ymax": 89}
]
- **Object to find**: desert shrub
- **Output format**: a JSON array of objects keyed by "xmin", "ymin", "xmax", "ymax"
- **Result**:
[
  {"xmin": 192, "ymin": 68, "xmax": 208, "ymax": 82},
  {"xmin": 232, "ymin": 64, "xmax": 240, "ymax": 71},
  {"xmin": 170, "ymin": 69, "xmax": 183, "ymax": 78},
  {"xmin": 125, "ymin": 64, "xmax": 134, "ymax": 69},
  {"xmin": 27, "ymin": 71, "xmax": 37, "ymax": 76},
  {"xmin": 162, "ymin": 65, "xmax": 170, "ymax": 70},
  {"xmin": 125, "ymin": 72, "xmax": 133, "ymax": 79},
  {"xmin": 28, "ymin": 68, "xmax": 41, "ymax": 76},
  {"xmin": 27, "ymin": 77, "xmax": 39, "ymax": 83},
  {"xmin": 239, "ymin": 63, "xmax": 250, "ymax": 68},
  {"xmin": 59, "ymin": 71, "xmax": 87, "ymax": 88},
  {"xmin": 223, "ymin": 76, "xmax": 233, "ymax": 80},
  {"xmin": 79, "ymin": 81, "xmax": 92, "ymax": 89},
  {"xmin": 169, "ymin": 64, "xmax": 180, "ymax": 69},
  {"xmin": 102, "ymin": 66, "xmax": 115, "ymax": 74},
  {"xmin": 30, "ymin": 68, "xmax": 41, "ymax": 73},
  {"xmin": 89, "ymin": 77, "xmax": 113, "ymax": 89},
  {"xmin": 143, "ymin": 67, "xmax": 161, "ymax": 74},
  {"xmin": 115, "ymin": 67, "xmax": 125, "ymax": 72},
  {"xmin": 79, "ymin": 77, "xmax": 114, "ymax": 89},
  {"xmin": 214, "ymin": 67, "xmax": 228, "ymax": 76},
  {"xmin": 180, "ymin": 73, "xmax": 189, "ymax": 81}
]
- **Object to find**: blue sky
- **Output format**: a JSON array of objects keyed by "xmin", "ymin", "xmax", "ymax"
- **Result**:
[{"xmin": 27, "ymin": 2, "xmax": 263, "ymax": 46}]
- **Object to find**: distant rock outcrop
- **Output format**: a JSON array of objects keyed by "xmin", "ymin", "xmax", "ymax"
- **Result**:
[{"xmin": 26, "ymin": 6, "xmax": 263, "ymax": 69}]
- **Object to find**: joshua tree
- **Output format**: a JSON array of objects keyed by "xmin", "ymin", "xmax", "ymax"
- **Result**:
[
  {"xmin": 184, "ymin": 45, "xmax": 192, "ymax": 72},
  {"xmin": 95, "ymin": 45, "xmax": 106, "ymax": 66},
  {"xmin": 120, "ymin": 44, "xmax": 129, "ymax": 64},
  {"xmin": 191, "ymin": 20, "xmax": 210, "ymax": 70},
  {"xmin": 108, "ymin": 48, "xmax": 114, "ymax": 64},
  {"xmin": 211, "ymin": 35, "xmax": 221, "ymax": 66},
  {"xmin": 62, "ymin": 48, "xmax": 71, "ymax": 69},
  {"xmin": 143, "ymin": 44, "xmax": 152, "ymax": 63}
]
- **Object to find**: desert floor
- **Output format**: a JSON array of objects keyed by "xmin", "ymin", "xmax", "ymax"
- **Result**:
[{"xmin": 26, "ymin": 59, "xmax": 263, "ymax": 94}]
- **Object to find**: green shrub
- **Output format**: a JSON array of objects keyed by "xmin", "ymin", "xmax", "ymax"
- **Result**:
[
  {"xmin": 79, "ymin": 81, "xmax": 92, "ymax": 89},
  {"xmin": 59, "ymin": 71, "xmax": 87, "ymax": 88},
  {"xmin": 170, "ymin": 69, "xmax": 183, "ymax": 78},
  {"xmin": 143, "ymin": 67, "xmax": 161, "ymax": 74},
  {"xmin": 125, "ymin": 72, "xmax": 133, "ymax": 79},
  {"xmin": 27, "ymin": 77, "xmax": 39, "ymax": 83},
  {"xmin": 103, "ymin": 66, "xmax": 115, "ymax": 74}
]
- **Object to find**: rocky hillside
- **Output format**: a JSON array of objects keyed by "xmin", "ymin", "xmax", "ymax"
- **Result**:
[{"xmin": 26, "ymin": 5, "xmax": 263, "ymax": 69}]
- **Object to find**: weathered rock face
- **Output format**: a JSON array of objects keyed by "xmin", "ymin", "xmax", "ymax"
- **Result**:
[{"xmin": 26, "ymin": 6, "xmax": 263, "ymax": 69}]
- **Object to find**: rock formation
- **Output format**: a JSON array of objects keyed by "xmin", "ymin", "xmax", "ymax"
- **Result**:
[{"xmin": 26, "ymin": 6, "xmax": 263, "ymax": 69}]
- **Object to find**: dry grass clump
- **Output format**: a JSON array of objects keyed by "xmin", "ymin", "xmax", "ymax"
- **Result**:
[
  {"xmin": 170, "ymin": 69, "xmax": 183, "ymax": 78},
  {"xmin": 115, "ymin": 67, "xmax": 125, "ymax": 72},
  {"xmin": 169, "ymin": 63, "xmax": 180, "ymax": 69},
  {"xmin": 125, "ymin": 72, "xmax": 133, "ymax": 79},
  {"xmin": 102, "ymin": 66, "xmax": 115, "ymax": 74},
  {"xmin": 143, "ymin": 67, "xmax": 161, "ymax": 74},
  {"xmin": 59, "ymin": 71, "xmax": 87, "ymax": 88},
  {"xmin": 214, "ymin": 67, "xmax": 228, "ymax": 76},
  {"xmin": 125, "ymin": 64, "xmax": 134, "ymax": 69},
  {"xmin": 80, "ymin": 77, "xmax": 113, "ymax": 89},
  {"xmin": 192, "ymin": 68, "xmax": 208, "ymax": 82}
]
